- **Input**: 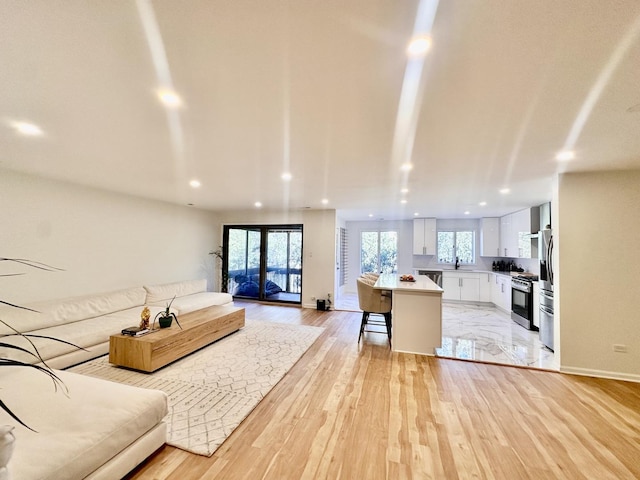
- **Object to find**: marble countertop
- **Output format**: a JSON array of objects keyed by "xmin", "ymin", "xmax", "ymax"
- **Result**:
[{"xmin": 374, "ymin": 273, "xmax": 443, "ymax": 293}]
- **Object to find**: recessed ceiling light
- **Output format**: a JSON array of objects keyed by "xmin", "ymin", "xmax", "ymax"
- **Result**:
[
  {"xmin": 281, "ymin": 172, "xmax": 292, "ymax": 181},
  {"xmin": 555, "ymin": 150, "xmax": 575, "ymax": 161},
  {"xmin": 400, "ymin": 199, "xmax": 408, "ymax": 204},
  {"xmin": 499, "ymin": 188, "xmax": 510, "ymax": 195},
  {"xmin": 407, "ymin": 36, "xmax": 432, "ymax": 57},
  {"xmin": 157, "ymin": 89, "xmax": 182, "ymax": 108},
  {"xmin": 400, "ymin": 163, "xmax": 413, "ymax": 172},
  {"xmin": 401, "ymin": 188, "xmax": 409, "ymax": 194},
  {"xmin": 479, "ymin": 201, "xmax": 487, "ymax": 206},
  {"xmin": 12, "ymin": 121, "xmax": 43, "ymax": 136},
  {"xmin": 368, "ymin": 213, "xmax": 374, "ymax": 218},
  {"xmin": 464, "ymin": 211, "xmax": 470, "ymax": 215},
  {"xmin": 189, "ymin": 179, "xmax": 201, "ymax": 188},
  {"xmin": 321, "ymin": 198, "xmax": 329, "ymax": 205},
  {"xmin": 254, "ymin": 201, "xmax": 262, "ymax": 208},
  {"xmin": 414, "ymin": 212, "xmax": 420, "ymax": 216}
]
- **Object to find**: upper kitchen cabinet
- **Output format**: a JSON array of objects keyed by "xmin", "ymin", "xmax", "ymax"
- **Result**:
[
  {"xmin": 413, "ymin": 218, "xmax": 436, "ymax": 255},
  {"xmin": 500, "ymin": 207, "xmax": 540, "ymax": 258},
  {"xmin": 480, "ymin": 217, "xmax": 500, "ymax": 257},
  {"xmin": 500, "ymin": 214, "xmax": 516, "ymax": 257}
]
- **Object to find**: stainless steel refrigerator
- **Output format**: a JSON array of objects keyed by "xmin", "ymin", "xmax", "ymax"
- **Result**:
[{"xmin": 539, "ymin": 229, "xmax": 554, "ymax": 350}]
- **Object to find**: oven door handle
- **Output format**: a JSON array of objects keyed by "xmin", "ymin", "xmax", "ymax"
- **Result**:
[{"xmin": 512, "ymin": 284, "xmax": 531, "ymax": 293}]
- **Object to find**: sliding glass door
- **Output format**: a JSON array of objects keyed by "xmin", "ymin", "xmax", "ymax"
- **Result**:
[
  {"xmin": 226, "ymin": 227, "xmax": 261, "ymax": 298},
  {"xmin": 266, "ymin": 228, "xmax": 302, "ymax": 302},
  {"xmin": 223, "ymin": 224, "xmax": 302, "ymax": 304}
]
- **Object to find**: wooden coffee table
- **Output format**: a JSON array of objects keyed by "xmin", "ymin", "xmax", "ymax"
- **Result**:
[{"xmin": 109, "ymin": 305, "xmax": 245, "ymax": 372}]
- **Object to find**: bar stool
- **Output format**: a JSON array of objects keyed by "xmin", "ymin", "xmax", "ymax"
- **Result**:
[{"xmin": 356, "ymin": 277, "xmax": 392, "ymax": 347}]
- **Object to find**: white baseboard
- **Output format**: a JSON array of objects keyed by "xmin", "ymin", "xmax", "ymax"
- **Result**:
[{"xmin": 560, "ymin": 366, "xmax": 640, "ymax": 383}]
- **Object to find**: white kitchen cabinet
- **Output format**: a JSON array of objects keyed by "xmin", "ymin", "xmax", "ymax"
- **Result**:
[
  {"xmin": 500, "ymin": 214, "xmax": 517, "ymax": 258},
  {"xmin": 413, "ymin": 218, "xmax": 436, "ymax": 255},
  {"xmin": 442, "ymin": 272, "xmax": 480, "ymax": 302},
  {"xmin": 460, "ymin": 276, "xmax": 480, "ymax": 302},
  {"xmin": 500, "ymin": 207, "xmax": 540, "ymax": 258},
  {"xmin": 512, "ymin": 208, "xmax": 532, "ymax": 258},
  {"xmin": 491, "ymin": 273, "xmax": 511, "ymax": 312},
  {"xmin": 442, "ymin": 275, "xmax": 461, "ymax": 301},
  {"xmin": 480, "ymin": 218, "xmax": 500, "ymax": 257},
  {"xmin": 478, "ymin": 272, "xmax": 492, "ymax": 302}
]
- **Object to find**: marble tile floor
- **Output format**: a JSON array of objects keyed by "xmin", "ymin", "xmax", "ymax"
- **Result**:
[{"xmin": 335, "ymin": 293, "xmax": 558, "ymax": 370}]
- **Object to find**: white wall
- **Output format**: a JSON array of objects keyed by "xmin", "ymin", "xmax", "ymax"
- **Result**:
[
  {"xmin": 217, "ymin": 209, "xmax": 336, "ymax": 308},
  {"xmin": 0, "ymin": 170, "xmax": 220, "ymax": 303},
  {"xmin": 557, "ymin": 170, "xmax": 640, "ymax": 382}
]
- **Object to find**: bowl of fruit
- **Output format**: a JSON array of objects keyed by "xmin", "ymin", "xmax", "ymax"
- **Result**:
[{"xmin": 399, "ymin": 274, "xmax": 415, "ymax": 282}]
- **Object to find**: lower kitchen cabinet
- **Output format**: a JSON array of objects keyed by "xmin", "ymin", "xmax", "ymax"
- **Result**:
[
  {"xmin": 491, "ymin": 274, "xmax": 511, "ymax": 312},
  {"xmin": 441, "ymin": 271, "xmax": 511, "ymax": 309},
  {"xmin": 478, "ymin": 272, "xmax": 492, "ymax": 302},
  {"xmin": 442, "ymin": 272, "xmax": 480, "ymax": 302}
]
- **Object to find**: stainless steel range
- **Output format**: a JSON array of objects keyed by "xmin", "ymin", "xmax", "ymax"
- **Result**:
[{"xmin": 511, "ymin": 275, "xmax": 537, "ymax": 330}]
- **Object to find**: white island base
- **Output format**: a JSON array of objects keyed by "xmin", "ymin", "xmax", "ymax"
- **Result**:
[{"xmin": 374, "ymin": 274, "xmax": 443, "ymax": 355}]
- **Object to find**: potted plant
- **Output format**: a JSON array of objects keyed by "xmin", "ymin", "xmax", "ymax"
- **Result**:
[
  {"xmin": 153, "ymin": 296, "xmax": 182, "ymax": 329},
  {"xmin": 0, "ymin": 258, "xmax": 84, "ymax": 431},
  {"xmin": 209, "ymin": 247, "xmax": 226, "ymax": 293}
]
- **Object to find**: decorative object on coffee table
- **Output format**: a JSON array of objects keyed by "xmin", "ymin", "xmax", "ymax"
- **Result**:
[
  {"xmin": 139, "ymin": 305, "xmax": 150, "ymax": 330},
  {"xmin": 153, "ymin": 296, "xmax": 181, "ymax": 330}
]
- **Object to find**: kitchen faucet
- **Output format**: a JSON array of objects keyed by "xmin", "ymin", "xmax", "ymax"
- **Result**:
[{"xmin": 455, "ymin": 256, "xmax": 459, "ymax": 269}]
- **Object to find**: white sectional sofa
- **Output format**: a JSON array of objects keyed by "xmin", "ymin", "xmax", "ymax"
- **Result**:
[
  {"xmin": 3, "ymin": 368, "xmax": 168, "ymax": 480},
  {"xmin": 0, "ymin": 278, "xmax": 233, "ymax": 369},
  {"xmin": 0, "ymin": 279, "xmax": 233, "ymax": 479}
]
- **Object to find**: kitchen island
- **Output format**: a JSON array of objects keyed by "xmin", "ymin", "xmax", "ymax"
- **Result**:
[{"xmin": 373, "ymin": 273, "xmax": 443, "ymax": 355}]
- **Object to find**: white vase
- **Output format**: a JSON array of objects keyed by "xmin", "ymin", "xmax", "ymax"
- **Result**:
[{"xmin": 0, "ymin": 425, "xmax": 15, "ymax": 480}]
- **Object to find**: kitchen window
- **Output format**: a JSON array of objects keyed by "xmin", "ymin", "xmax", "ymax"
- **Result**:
[
  {"xmin": 360, "ymin": 230, "xmax": 397, "ymax": 274},
  {"xmin": 437, "ymin": 230, "xmax": 475, "ymax": 265}
]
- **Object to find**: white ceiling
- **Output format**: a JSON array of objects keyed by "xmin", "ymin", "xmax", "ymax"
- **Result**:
[{"xmin": 2, "ymin": 0, "xmax": 640, "ymax": 221}]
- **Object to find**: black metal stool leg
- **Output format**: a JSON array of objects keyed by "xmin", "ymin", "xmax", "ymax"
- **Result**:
[
  {"xmin": 385, "ymin": 312, "xmax": 392, "ymax": 347},
  {"xmin": 358, "ymin": 311, "xmax": 368, "ymax": 342}
]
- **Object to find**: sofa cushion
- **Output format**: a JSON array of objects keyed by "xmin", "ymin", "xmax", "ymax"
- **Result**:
[
  {"xmin": 144, "ymin": 279, "xmax": 207, "ymax": 303},
  {"xmin": 165, "ymin": 292, "xmax": 234, "ymax": 314},
  {"xmin": 0, "ymin": 306, "xmax": 167, "ymax": 365},
  {"xmin": 4, "ymin": 367, "xmax": 167, "ymax": 480},
  {"xmin": 0, "ymin": 287, "xmax": 147, "ymax": 335}
]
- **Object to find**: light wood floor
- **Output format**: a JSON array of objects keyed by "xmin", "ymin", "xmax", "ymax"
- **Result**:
[{"xmin": 126, "ymin": 302, "xmax": 640, "ymax": 479}]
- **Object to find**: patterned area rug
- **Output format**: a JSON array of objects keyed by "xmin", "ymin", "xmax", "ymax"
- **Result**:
[{"xmin": 70, "ymin": 319, "xmax": 323, "ymax": 456}]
